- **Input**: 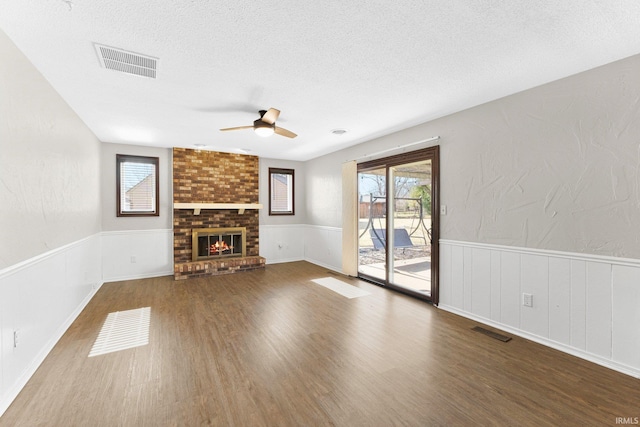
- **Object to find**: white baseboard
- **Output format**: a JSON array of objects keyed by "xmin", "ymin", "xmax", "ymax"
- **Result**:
[
  {"xmin": 265, "ymin": 256, "xmax": 305, "ymax": 265},
  {"xmin": 102, "ymin": 271, "xmax": 174, "ymax": 283},
  {"xmin": 304, "ymin": 257, "xmax": 342, "ymax": 274}
]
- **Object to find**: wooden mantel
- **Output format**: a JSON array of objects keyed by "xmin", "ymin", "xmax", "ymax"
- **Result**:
[{"xmin": 173, "ymin": 203, "xmax": 263, "ymax": 215}]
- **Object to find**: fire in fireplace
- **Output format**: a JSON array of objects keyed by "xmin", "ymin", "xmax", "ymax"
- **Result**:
[
  {"xmin": 210, "ymin": 240, "xmax": 230, "ymax": 254},
  {"xmin": 192, "ymin": 227, "xmax": 246, "ymax": 261}
]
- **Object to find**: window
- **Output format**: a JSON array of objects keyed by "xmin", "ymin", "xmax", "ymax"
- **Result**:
[
  {"xmin": 116, "ymin": 154, "xmax": 159, "ymax": 216},
  {"xmin": 269, "ymin": 168, "xmax": 294, "ymax": 215}
]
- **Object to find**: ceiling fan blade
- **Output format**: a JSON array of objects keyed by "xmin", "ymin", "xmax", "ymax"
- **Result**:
[
  {"xmin": 261, "ymin": 108, "xmax": 280, "ymax": 124},
  {"xmin": 274, "ymin": 126, "xmax": 297, "ymax": 138},
  {"xmin": 220, "ymin": 126, "xmax": 254, "ymax": 132}
]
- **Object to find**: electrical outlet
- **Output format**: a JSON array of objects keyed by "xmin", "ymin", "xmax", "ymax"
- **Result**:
[
  {"xmin": 440, "ymin": 205, "xmax": 447, "ymax": 215},
  {"xmin": 13, "ymin": 330, "xmax": 19, "ymax": 348},
  {"xmin": 130, "ymin": 256, "xmax": 137, "ymax": 263},
  {"xmin": 523, "ymin": 293, "xmax": 533, "ymax": 307}
]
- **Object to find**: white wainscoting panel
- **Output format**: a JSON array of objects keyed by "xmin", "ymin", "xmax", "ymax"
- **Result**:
[
  {"xmin": 548, "ymin": 257, "xmax": 571, "ymax": 345},
  {"xmin": 439, "ymin": 240, "xmax": 640, "ymax": 379},
  {"xmin": 570, "ymin": 260, "xmax": 587, "ymax": 350},
  {"xmin": 259, "ymin": 224, "xmax": 342, "ymax": 272},
  {"xmin": 0, "ymin": 234, "xmax": 102, "ymax": 416},
  {"xmin": 451, "ymin": 245, "xmax": 464, "ymax": 309},
  {"xmin": 471, "ymin": 248, "xmax": 491, "ymax": 319},
  {"xmin": 500, "ymin": 251, "xmax": 521, "ymax": 329},
  {"xmin": 520, "ymin": 254, "xmax": 549, "ymax": 338},
  {"xmin": 101, "ymin": 230, "xmax": 173, "ymax": 282},
  {"xmin": 611, "ymin": 265, "xmax": 640, "ymax": 369},
  {"xmin": 463, "ymin": 247, "xmax": 473, "ymax": 312},
  {"xmin": 259, "ymin": 224, "xmax": 306, "ymax": 264},
  {"xmin": 439, "ymin": 243, "xmax": 452, "ymax": 308},
  {"xmin": 490, "ymin": 250, "xmax": 501, "ymax": 322},
  {"xmin": 303, "ymin": 225, "xmax": 342, "ymax": 272},
  {"xmin": 585, "ymin": 261, "xmax": 612, "ymax": 359}
]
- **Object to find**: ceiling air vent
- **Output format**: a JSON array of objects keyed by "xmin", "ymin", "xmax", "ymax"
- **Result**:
[{"xmin": 94, "ymin": 43, "xmax": 157, "ymax": 79}]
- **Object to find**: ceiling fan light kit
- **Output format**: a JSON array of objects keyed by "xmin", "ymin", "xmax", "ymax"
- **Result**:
[
  {"xmin": 220, "ymin": 108, "xmax": 297, "ymax": 139},
  {"xmin": 253, "ymin": 120, "xmax": 275, "ymax": 137}
]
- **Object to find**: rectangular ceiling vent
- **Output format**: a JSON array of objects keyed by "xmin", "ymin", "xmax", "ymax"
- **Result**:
[{"xmin": 94, "ymin": 43, "xmax": 157, "ymax": 79}]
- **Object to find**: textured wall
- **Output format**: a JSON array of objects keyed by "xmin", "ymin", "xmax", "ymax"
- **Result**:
[
  {"xmin": 437, "ymin": 54, "xmax": 640, "ymax": 258},
  {"xmin": 304, "ymin": 159, "xmax": 343, "ymax": 228},
  {"xmin": 0, "ymin": 30, "xmax": 101, "ymax": 269},
  {"xmin": 305, "ymin": 53, "xmax": 640, "ymax": 259}
]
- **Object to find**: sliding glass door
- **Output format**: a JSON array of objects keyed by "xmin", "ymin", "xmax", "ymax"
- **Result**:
[{"xmin": 357, "ymin": 147, "xmax": 439, "ymax": 303}]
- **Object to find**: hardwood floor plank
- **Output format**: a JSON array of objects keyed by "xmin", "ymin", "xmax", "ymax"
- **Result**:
[{"xmin": 1, "ymin": 261, "xmax": 638, "ymax": 426}]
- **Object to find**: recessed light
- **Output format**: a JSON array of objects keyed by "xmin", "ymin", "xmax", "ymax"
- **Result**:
[{"xmin": 331, "ymin": 129, "xmax": 348, "ymax": 135}]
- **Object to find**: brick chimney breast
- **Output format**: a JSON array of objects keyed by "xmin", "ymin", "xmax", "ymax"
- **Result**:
[{"xmin": 172, "ymin": 148, "xmax": 264, "ymax": 279}]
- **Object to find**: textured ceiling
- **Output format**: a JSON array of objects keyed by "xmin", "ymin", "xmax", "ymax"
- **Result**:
[{"xmin": 2, "ymin": 1, "xmax": 640, "ymax": 160}]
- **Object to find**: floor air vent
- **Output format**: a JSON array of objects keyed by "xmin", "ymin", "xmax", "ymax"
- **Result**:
[
  {"xmin": 94, "ymin": 43, "xmax": 157, "ymax": 78},
  {"xmin": 472, "ymin": 326, "xmax": 512, "ymax": 342}
]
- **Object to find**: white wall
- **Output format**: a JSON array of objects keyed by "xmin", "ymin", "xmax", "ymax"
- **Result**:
[
  {"xmin": 100, "ymin": 143, "xmax": 174, "ymax": 281},
  {"xmin": 303, "ymin": 53, "xmax": 640, "ymax": 377},
  {"xmin": 0, "ymin": 30, "xmax": 103, "ymax": 414}
]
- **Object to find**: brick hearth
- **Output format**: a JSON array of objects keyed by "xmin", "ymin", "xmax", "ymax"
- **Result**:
[
  {"xmin": 173, "ymin": 256, "xmax": 265, "ymax": 280},
  {"xmin": 173, "ymin": 148, "xmax": 265, "ymax": 279}
]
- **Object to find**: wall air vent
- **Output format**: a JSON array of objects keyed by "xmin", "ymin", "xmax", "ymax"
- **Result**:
[{"xmin": 94, "ymin": 43, "xmax": 157, "ymax": 79}]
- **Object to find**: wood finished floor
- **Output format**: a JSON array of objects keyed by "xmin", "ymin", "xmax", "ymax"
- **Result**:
[{"xmin": 2, "ymin": 261, "xmax": 638, "ymax": 426}]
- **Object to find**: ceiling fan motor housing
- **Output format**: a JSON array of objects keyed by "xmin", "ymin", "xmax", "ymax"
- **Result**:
[{"xmin": 254, "ymin": 119, "xmax": 274, "ymax": 130}]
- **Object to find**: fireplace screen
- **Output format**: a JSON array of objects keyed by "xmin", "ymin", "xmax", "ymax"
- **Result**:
[{"xmin": 192, "ymin": 227, "xmax": 246, "ymax": 261}]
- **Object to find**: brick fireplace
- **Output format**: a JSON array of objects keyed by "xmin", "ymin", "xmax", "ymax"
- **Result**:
[{"xmin": 173, "ymin": 148, "xmax": 265, "ymax": 280}]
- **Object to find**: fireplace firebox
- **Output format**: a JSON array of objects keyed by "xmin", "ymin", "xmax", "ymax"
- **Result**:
[{"xmin": 192, "ymin": 227, "xmax": 246, "ymax": 261}]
